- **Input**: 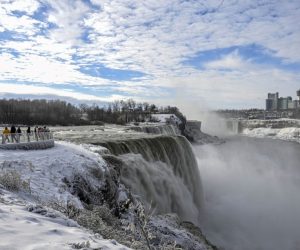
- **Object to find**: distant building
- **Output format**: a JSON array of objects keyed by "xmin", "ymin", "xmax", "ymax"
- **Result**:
[
  {"xmin": 266, "ymin": 99, "xmax": 274, "ymax": 111},
  {"xmin": 266, "ymin": 90, "xmax": 300, "ymax": 111},
  {"xmin": 266, "ymin": 92, "xmax": 278, "ymax": 111},
  {"xmin": 296, "ymin": 90, "xmax": 300, "ymax": 109},
  {"xmin": 278, "ymin": 96, "xmax": 291, "ymax": 110},
  {"xmin": 287, "ymin": 98, "xmax": 294, "ymax": 109}
]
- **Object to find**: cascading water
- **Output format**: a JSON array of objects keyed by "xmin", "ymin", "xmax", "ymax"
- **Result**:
[
  {"xmin": 95, "ymin": 135, "xmax": 203, "ymax": 223},
  {"xmin": 53, "ymin": 124, "xmax": 204, "ymax": 222},
  {"xmin": 129, "ymin": 124, "xmax": 180, "ymax": 136},
  {"xmin": 225, "ymin": 119, "xmax": 241, "ymax": 134}
]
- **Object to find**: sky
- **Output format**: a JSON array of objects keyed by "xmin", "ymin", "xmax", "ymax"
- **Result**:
[{"xmin": 0, "ymin": 0, "xmax": 300, "ymax": 111}]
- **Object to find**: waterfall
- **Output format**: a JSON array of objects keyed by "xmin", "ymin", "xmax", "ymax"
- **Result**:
[
  {"xmin": 226, "ymin": 119, "xmax": 241, "ymax": 134},
  {"xmin": 129, "ymin": 124, "xmax": 181, "ymax": 136},
  {"xmin": 95, "ymin": 135, "xmax": 203, "ymax": 222}
]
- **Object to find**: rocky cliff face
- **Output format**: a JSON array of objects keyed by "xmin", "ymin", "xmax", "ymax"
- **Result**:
[{"xmin": 183, "ymin": 121, "xmax": 223, "ymax": 144}]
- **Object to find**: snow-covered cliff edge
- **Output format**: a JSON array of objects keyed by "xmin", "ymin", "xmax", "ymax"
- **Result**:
[{"xmin": 0, "ymin": 140, "xmax": 217, "ymax": 250}]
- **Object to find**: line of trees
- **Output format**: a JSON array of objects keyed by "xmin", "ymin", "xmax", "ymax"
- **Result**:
[
  {"xmin": 0, "ymin": 98, "xmax": 186, "ymax": 126},
  {"xmin": 0, "ymin": 99, "xmax": 82, "ymax": 125}
]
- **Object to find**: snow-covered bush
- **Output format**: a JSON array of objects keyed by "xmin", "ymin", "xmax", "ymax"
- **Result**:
[
  {"xmin": 46, "ymin": 198, "xmax": 81, "ymax": 219},
  {"xmin": 75, "ymin": 203, "xmax": 162, "ymax": 250},
  {"xmin": 0, "ymin": 169, "xmax": 31, "ymax": 193},
  {"xmin": 76, "ymin": 204, "xmax": 142, "ymax": 248},
  {"xmin": 62, "ymin": 171, "xmax": 103, "ymax": 206},
  {"xmin": 70, "ymin": 241, "xmax": 91, "ymax": 249},
  {"xmin": 130, "ymin": 200, "xmax": 156, "ymax": 250}
]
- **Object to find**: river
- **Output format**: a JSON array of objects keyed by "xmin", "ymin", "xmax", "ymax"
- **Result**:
[{"xmin": 194, "ymin": 136, "xmax": 300, "ymax": 250}]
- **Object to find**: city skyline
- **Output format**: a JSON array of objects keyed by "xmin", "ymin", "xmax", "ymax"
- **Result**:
[
  {"xmin": 266, "ymin": 89, "xmax": 300, "ymax": 111},
  {"xmin": 0, "ymin": 0, "xmax": 300, "ymax": 114}
]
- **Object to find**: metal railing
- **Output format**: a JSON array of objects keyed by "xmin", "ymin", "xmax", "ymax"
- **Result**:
[{"xmin": 1, "ymin": 132, "xmax": 53, "ymax": 144}]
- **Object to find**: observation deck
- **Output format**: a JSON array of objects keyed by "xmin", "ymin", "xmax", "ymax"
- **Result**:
[{"xmin": 0, "ymin": 132, "xmax": 54, "ymax": 150}]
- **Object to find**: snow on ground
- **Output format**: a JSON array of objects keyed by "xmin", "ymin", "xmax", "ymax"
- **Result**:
[
  {"xmin": 0, "ymin": 190, "xmax": 129, "ymax": 250},
  {"xmin": 0, "ymin": 141, "xmax": 107, "ymax": 206},
  {"xmin": 242, "ymin": 127, "xmax": 300, "ymax": 143},
  {"xmin": 150, "ymin": 114, "xmax": 181, "ymax": 124},
  {"xmin": 0, "ymin": 142, "xmax": 130, "ymax": 250}
]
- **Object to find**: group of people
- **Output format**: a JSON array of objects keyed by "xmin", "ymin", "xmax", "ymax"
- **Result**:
[{"xmin": 2, "ymin": 125, "xmax": 51, "ymax": 144}]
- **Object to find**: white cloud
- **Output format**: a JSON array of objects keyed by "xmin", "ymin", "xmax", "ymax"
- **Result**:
[
  {"xmin": 0, "ymin": 0, "xmax": 299, "ymax": 108},
  {"xmin": 156, "ymin": 65, "xmax": 300, "ymax": 111},
  {"xmin": 45, "ymin": 0, "xmax": 91, "ymax": 45},
  {"xmin": 0, "ymin": 82, "xmax": 127, "ymax": 102},
  {"xmin": 204, "ymin": 50, "xmax": 250, "ymax": 70},
  {"xmin": 1, "ymin": 0, "xmax": 40, "ymax": 15},
  {"xmin": 0, "ymin": 53, "xmax": 109, "ymax": 85},
  {"xmin": 81, "ymin": 0, "xmax": 300, "ymax": 74},
  {"xmin": 0, "ymin": 0, "xmax": 42, "ymax": 35}
]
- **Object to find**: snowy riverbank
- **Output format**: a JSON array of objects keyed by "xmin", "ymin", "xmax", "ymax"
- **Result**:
[
  {"xmin": 242, "ymin": 127, "xmax": 300, "ymax": 144},
  {"xmin": 0, "ymin": 141, "xmax": 216, "ymax": 250},
  {"xmin": 0, "ymin": 190, "xmax": 128, "ymax": 250},
  {"xmin": 0, "ymin": 141, "xmax": 129, "ymax": 249},
  {"xmin": 226, "ymin": 118, "xmax": 300, "ymax": 144}
]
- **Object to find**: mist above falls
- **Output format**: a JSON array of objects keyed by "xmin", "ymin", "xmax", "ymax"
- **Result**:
[{"xmin": 194, "ymin": 136, "xmax": 300, "ymax": 250}]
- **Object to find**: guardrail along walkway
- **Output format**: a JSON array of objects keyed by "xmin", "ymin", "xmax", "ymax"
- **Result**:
[{"xmin": 1, "ymin": 132, "xmax": 54, "ymax": 150}]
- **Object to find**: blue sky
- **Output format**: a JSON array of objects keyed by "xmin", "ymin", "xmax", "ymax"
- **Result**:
[{"xmin": 0, "ymin": 0, "xmax": 300, "ymax": 113}]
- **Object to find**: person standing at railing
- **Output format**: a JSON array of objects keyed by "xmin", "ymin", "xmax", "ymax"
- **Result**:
[
  {"xmin": 46, "ymin": 127, "xmax": 51, "ymax": 139},
  {"xmin": 38, "ymin": 127, "xmax": 44, "ymax": 140},
  {"xmin": 44, "ymin": 126, "xmax": 50, "ymax": 139},
  {"xmin": 17, "ymin": 127, "xmax": 22, "ymax": 143},
  {"xmin": 26, "ymin": 126, "xmax": 31, "ymax": 142},
  {"xmin": 2, "ymin": 127, "xmax": 10, "ymax": 144},
  {"xmin": 34, "ymin": 126, "xmax": 38, "ymax": 141},
  {"xmin": 10, "ymin": 125, "xmax": 17, "ymax": 143}
]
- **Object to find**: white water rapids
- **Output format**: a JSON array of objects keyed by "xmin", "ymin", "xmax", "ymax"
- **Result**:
[{"xmin": 195, "ymin": 136, "xmax": 300, "ymax": 250}]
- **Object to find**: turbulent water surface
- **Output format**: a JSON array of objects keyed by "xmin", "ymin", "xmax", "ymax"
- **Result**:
[{"xmin": 194, "ymin": 136, "xmax": 300, "ymax": 250}]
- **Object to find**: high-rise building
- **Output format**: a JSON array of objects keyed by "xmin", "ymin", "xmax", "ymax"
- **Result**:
[
  {"xmin": 266, "ymin": 92, "xmax": 279, "ymax": 110},
  {"xmin": 296, "ymin": 90, "xmax": 300, "ymax": 109},
  {"xmin": 266, "ymin": 99, "xmax": 273, "ymax": 110},
  {"xmin": 278, "ymin": 96, "xmax": 292, "ymax": 110},
  {"xmin": 287, "ymin": 97, "xmax": 294, "ymax": 109},
  {"xmin": 293, "ymin": 100, "xmax": 299, "ymax": 109}
]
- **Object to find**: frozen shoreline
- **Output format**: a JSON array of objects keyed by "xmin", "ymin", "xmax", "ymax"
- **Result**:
[{"xmin": 241, "ymin": 126, "xmax": 300, "ymax": 144}]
